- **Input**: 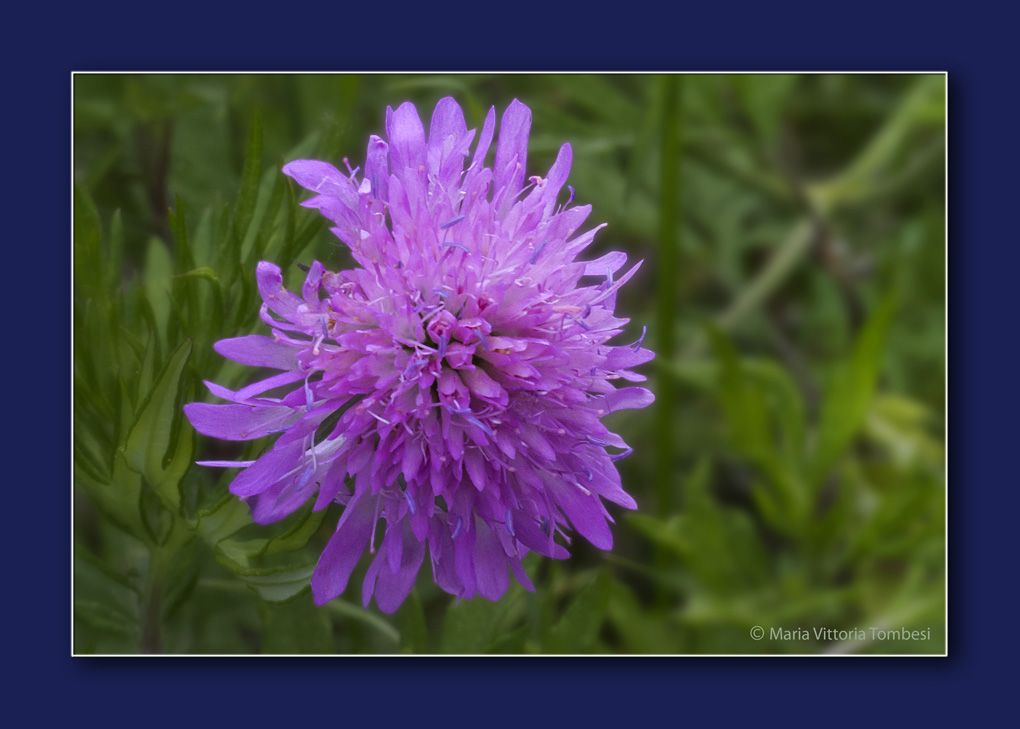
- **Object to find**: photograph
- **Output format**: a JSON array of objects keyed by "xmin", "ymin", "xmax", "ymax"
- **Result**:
[{"xmin": 72, "ymin": 72, "xmax": 946, "ymax": 655}]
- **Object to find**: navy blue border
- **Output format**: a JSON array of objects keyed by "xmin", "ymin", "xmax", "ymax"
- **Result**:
[{"xmin": 31, "ymin": 1, "xmax": 1008, "ymax": 724}]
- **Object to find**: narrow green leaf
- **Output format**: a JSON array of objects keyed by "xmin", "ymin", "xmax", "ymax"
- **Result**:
[
  {"xmin": 397, "ymin": 589, "xmax": 429, "ymax": 654},
  {"xmin": 546, "ymin": 570, "xmax": 611, "ymax": 653},
  {"xmin": 123, "ymin": 339, "xmax": 193, "ymax": 511},
  {"xmin": 809, "ymin": 292, "xmax": 898, "ymax": 485},
  {"xmin": 73, "ymin": 184, "xmax": 103, "ymax": 302},
  {"xmin": 161, "ymin": 536, "xmax": 199, "ymax": 621},
  {"xmin": 168, "ymin": 194, "xmax": 195, "ymax": 271},
  {"xmin": 142, "ymin": 236, "xmax": 173, "ymax": 346},
  {"xmin": 107, "ymin": 209, "xmax": 124, "ymax": 296},
  {"xmin": 233, "ymin": 109, "xmax": 264, "ymax": 244}
]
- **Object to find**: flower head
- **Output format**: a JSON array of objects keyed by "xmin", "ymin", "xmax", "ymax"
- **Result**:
[{"xmin": 185, "ymin": 98, "xmax": 654, "ymax": 613}]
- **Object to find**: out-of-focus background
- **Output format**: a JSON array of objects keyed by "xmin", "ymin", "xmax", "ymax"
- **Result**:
[{"xmin": 73, "ymin": 73, "xmax": 945, "ymax": 654}]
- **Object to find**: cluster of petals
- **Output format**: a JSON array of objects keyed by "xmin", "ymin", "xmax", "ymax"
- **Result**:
[{"xmin": 185, "ymin": 97, "xmax": 654, "ymax": 612}]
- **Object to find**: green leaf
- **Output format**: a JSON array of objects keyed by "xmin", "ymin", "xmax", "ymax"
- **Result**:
[
  {"xmin": 441, "ymin": 598, "xmax": 501, "ymax": 653},
  {"xmin": 196, "ymin": 494, "xmax": 252, "ymax": 545},
  {"xmin": 123, "ymin": 339, "xmax": 193, "ymax": 512},
  {"xmin": 239, "ymin": 564, "xmax": 316, "ymax": 602},
  {"xmin": 441, "ymin": 586, "xmax": 525, "ymax": 654},
  {"xmin": 262, "ymin": 504, "xmax": 328, "ymax": 556},
  {"xmin": 261, "ymin": 592, "xmax": 333, "ymax": 654},
  {"xmin": 142, "ymin": 236, "xmax": 173, "ymax": 346},
  {"xmin": 73, "ymin": 184, "xmax": 103, "ymax": 302},
  {"xmin": 397, "ymin": 589, "xmax": 429, "ymax": 654},
  {"xmin": 107, "ymin": 209, "xmax": 124, "ymax": 296},
  {"xmin": 730, "ymin": 74, "xmax": 797, "ymax": 145},
  {"xmin": 73, "ymin": 451, "xmax": 147, "ymax": 543},
  {"xmin": 809, "ymin": 292, "xmax": 898, "ymax": 485},
  {"xmin": 546, "ymin": 570, "xmax": 611, "ymax": 653},
  {"xmin": 233, "ymin": 109, "xmax": 263, "ymax": 244},
  {"xmin": 73, "ymin": 545, "xmax": 141, "ymax": 640},
  {"xmin": 162, "ymin": 536, "xmax": 199, "ymax": 621}
]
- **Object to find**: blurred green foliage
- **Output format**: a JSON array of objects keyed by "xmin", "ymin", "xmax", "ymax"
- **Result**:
[{"xmin": 73, "ymin": 73, "xmax": 945, "ymax": 654}]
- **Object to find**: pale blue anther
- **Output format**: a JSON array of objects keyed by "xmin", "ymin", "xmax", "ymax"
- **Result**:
[
  {"xmin": 574, "ymin": 317, "xmax": 590, "ymax": 331},
  {"xmin": 438, "ymin": 334, "xmax": 448, "ymax": 358},
  {"xmin": 443, "ymin": 242, "xmax": 470, "ymax": 253},
  {"xmin": 631, "ymin": 325, "xmax": 647, "ymax": 351},
  {"xmin": 404, "ymin": 490, "xmax": 417, "ymax": 516},
  {"xmin": 586, "ymin": 435, "xmax": 614, "ymax": 447},
  {"xmin": 581, "ymin": 465, "xmax": 593, "ymax": 481},
  {"xmin": 582, "ymin": 304, "xmax": 591, "ymax": 318},
  {"xmin": 440, "ymin": 214, "xmax": 466, "ymax": 229},
  {"xmin": 432, "ymin": 288, "xmax": 449, "ymax": 299},
  {"xmin": 610, "ymin": 447, "xmax": 634, "ymax": 462},
  {"xmin": 566, "ymin": 186, "xmax": 575, "ymax": 206},
  {"xmin": 530, "ymin": 238, "xmax": 549, "ymax": 264},
  {"xmin": 296, "ymin": 466, "xmax": 315, "ymax": 490},
  {"xmin": 451, "ymin": 515, "xmax": 464, "ymax": 539},
  {"xmin": 540, "ymin": 516, "xmax": 552, "ymax": 537},
  {"xmin": 505, "ymin": 509, "xmax": 515, "ymax": 538},
  {"xmin": 475, "ymin": 331, "xmax": 489, "ymax": 350},
  {"xmin": 466, "ymin": 415, "xmax": 492, "ymax": 435}
]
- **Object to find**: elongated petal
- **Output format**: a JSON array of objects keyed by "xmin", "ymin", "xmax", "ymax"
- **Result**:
[
  {"xmin": 184, "ymin": 402, "xmax": 291, "ymax": 441},
  {"xmin": 213, "ymin": 335, "xmax": 299, "ymax": 370},
  {"xmin": 386, "ymin": 102, "xmax": 426, "ymax": 171},
  {"xmin": 312, "ymin": 496, "xmax": 378, "ymax": 605}
]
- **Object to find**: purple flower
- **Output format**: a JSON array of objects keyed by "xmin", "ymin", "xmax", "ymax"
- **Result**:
[{"xmin": 185, "ymin": 98, "xmax": 654, "ymax": 613}]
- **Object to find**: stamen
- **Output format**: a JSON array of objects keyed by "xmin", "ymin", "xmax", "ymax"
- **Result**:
[
  {"xmin": 540, "ymin": 516, "xmax": 552, "ymax": 537},
  {"xmin": 440, "ymin": 214, "xmax": 466, "ymax": 229},
  {"xmin": 631, "ymin": 325, "xmax": 647, "ymax": 351},
  {"xmin": 475, "ymin": 331, "xmax": 489, "ymax": 350},
  {"xmin": 443, "ymin": 242, "xmax": 470, "ymax": 253},
  {"xmin": 296, "ymin": 262, "xmax": 311, "ymax": 272},
  {"xmin": 530, "ymin": 238, "xmax": 549, "ymax": 264},
  {"xmin": 296, "ymin": 466, "xmax": 315, "ymax": 490},
  {"xmin": 586, "ymin": 435, "xmax": 614, "ymax": 447},
  {"xmin": 451, "ymin": 515, "xmax": 464, "ymax": 539},
  {"xmin": 432, "ymin": 288, "xmax": 450, "ymax": 299},
  {"xmin": 565, "ymin": 185, "xmax": 575, "ymax": 206},
  {"xmin": 610, "ymin": 447, "xmax": 634, "ymax": 462},
  {"xmin": 505, "ymin": 509, "xmax": 515, "ymax": 538},
  {"xmin": 368, "ymin": 411, "xmax": 391, "ymax": 425},
  {"xmin": 404, "ymin": 489, "xmax": 417, "ymax": 516},
  {"xmin": 438, "ymin": 334, "xmax": 448, "ymax": 359},
  {"xmin": 581, "ymin": 465, "xmax": 593, "ymax": 481},
  {"xmin": 582, "ymin": 304, "xmax": 591, "ymax": 318},
  {"xmin": 466, "ymin": 415, "xmax": 493, "ymax": 435}
]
